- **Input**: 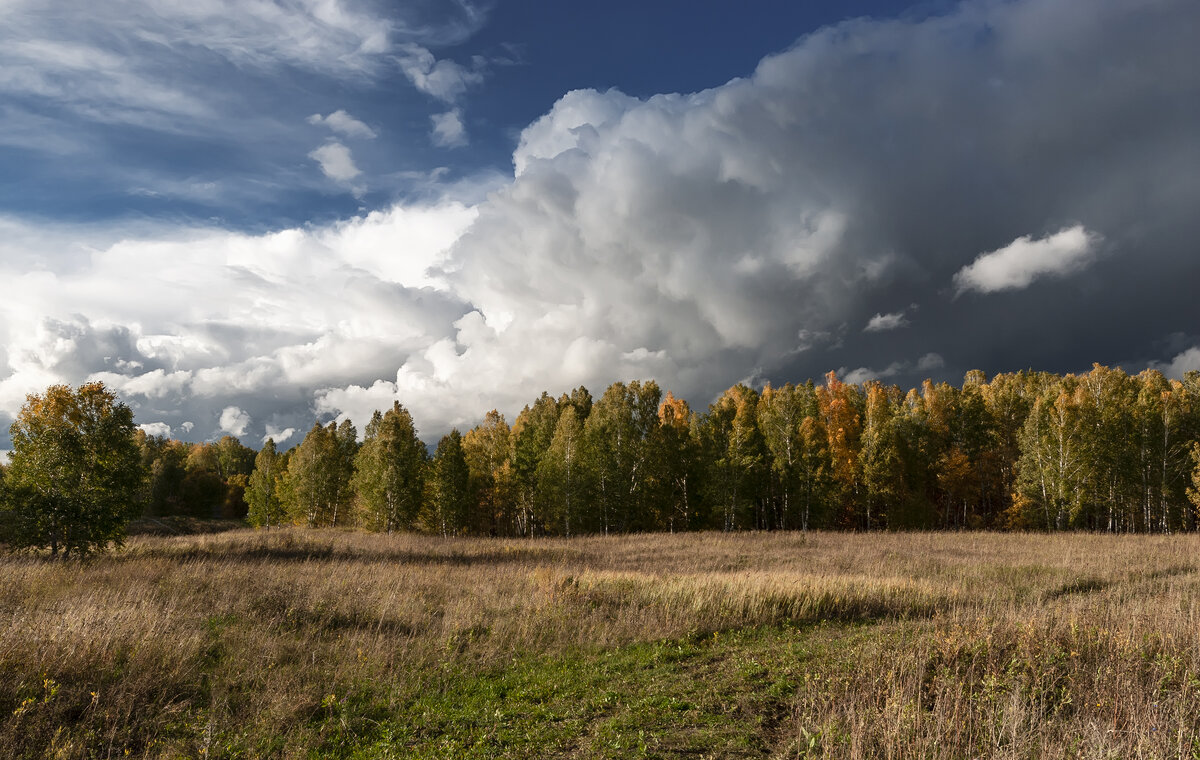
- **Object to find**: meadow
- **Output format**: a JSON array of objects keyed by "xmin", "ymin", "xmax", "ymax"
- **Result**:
[{"xmin": 2, "ymin": 529, "xmax": 1198, "ymax": 759}]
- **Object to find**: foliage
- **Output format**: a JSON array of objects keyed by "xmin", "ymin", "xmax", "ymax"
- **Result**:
[
  {"xmin": 581, "ymin": 381, "xmax": 662, "ymax": 534},
  {"xmin": 1, "ymin": 382, "xmax": 143, "ymax": 557},
  {"xmin": 246, "ymin": 438, "xmax": 286, "ymax": 528},
  {"xmin": 137, "ymin": 434, "xmax": 254, "ymax": 520},
  {"xmin": 511, "ymin": 392, "xmax": 560, "ymax": 535},
  {"xmin": 815, "ymin": 372, "xmax": 864, "ymax": 527},
  {"xmin": 351, "ymin": 403, "xmax": 425, "ymax": 533},
  {"xmin": 696, "ymin": 384, "xmax": 768, "ymax": 531},
  {"xmin": 13, "ymin": 362, "xmax": 1200, "ymax": 540},
  {"xmin": 536, "ymin": 407, "xmax": 586, "ymax": 536},
  {"xmin": 1187, "ymin": 442, "xmax": 1200, "ymax": 522},
  {"xmin": 462, "ymin": 409, "xmax": 513, "ymax": 535},
  {"xmin": 283, "ymin": 421, "xmax": 357, "ymax": 527},
  {"xmin": 428, "ymin": 429, "xmax": 470, "ymax": 536}
]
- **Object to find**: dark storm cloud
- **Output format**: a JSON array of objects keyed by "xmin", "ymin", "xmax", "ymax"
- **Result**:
[
  {"xmin": 419, "ymin": 0, "xmax": 1200, "ymax": 407},
  {"xmin": 760, "ymin": 0, "xmax": 1200, "ymax": 387}
]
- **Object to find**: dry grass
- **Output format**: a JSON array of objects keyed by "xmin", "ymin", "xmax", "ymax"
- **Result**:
[{"xmin": 2, "ymin": 530, "xmax": 1199, "ymax": 758}]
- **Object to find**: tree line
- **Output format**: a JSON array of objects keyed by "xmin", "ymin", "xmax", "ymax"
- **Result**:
[
  {"xmin": 5, "ymin": 365, "xmax": 1200, "ymax": 556},
  {"xmin": 240, "ymin": 364, "xmax": 1200, "ymax": 535}
]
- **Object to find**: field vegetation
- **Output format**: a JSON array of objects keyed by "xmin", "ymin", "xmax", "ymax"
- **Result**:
[{"xmin": 3, "ymin": 529, "xmax": 1199, "ymax": 758}]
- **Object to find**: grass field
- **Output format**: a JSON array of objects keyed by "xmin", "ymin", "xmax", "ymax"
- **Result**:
[{"xmin": 2, "ymin": 530, "xmax": 1199, "ymax": 759}]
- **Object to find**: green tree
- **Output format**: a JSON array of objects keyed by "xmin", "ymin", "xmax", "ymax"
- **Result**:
[
  {"xmin": 179, "ymin": 442, "xmax": 226, "ymax": 518},
  {"xmin": 330, "ymin": 419, "xmax": 358, "ymax": 527},
  {"xmin": 1187, "ymin": 442, "xmax": 1200, "ymax": 525},
  {"xmin": 352, "ymin": 403, "xmax": 425, "ymax": 533},
  {"xmin": 794, "ymin": 415, "xmax": 835, "ymax": 530},
  {"xmin": 1133, "ymin": 370, "xmax": 1192, "ymax": 533},
  {"xmin": 558, "ymin": 386, "xmax": 593, "ymax": 422},
  {"xmin": 283, "ymin": 423, "xmax": 340, "ymax": 527},
  {"xmin": 140, "ymin": 436, "xmax": 189, "ymax": 516},
  {"xmin": 697, "ymin": 384, "xmax": 767, "ymax": 531},
  {"xmin": 463, "ymin": 410, "xmax": 513, "ymax": 535},
  {"xmin": 1013, "ymin": 384, "xmax": 1087, "ymax": 530},
  {"xmin": 428, "ymin": 430, "xmax": 470, "ymax": 536},
  {"xmin": 581, "ymin": 381, "xmax": 662, "ymax": 534},
  {"xmin": 860, "ymin": 382, "xmax": 905, "ymax": 530},
  {"xmin": 511, "ymin": 393, "xmax": 560, "ymax": 535},
  {"xmin": 537, "ymin": 406, "xmax": 587, "ymax": 536},
  {"xmin": 651, "ymin": 392, "xmax": 701, "ymax": 532},
  {"xmin": 364, "ymin": 410, "xmax": 383, "ymax": 441},
  {"xmin": 757, "ymin": 383, "xmax": 816, "ymax": 530},
  {"xmin": 1, "ymin": 383, "xmax": 144, "ymax": 558},
  {"xmin": 1073, "ymin": 365, "xmax": 1138, "ymax": 531},
  {"xmin": 246, "ymin": 438, "xmax": 286, "ymax": 528},
  {"xmin": 214, "ymin": 435, "xmax": 257, "ymax": 518},
  {"xmin": 954, "ymin": 373, "xmax": 1001, "ymax": 527},
  {"xmin": 215, "ymin": 435, "xmax": 256, "ymax": 481}
]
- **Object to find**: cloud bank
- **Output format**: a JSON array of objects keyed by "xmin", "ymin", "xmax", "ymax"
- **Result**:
[
  {"xmin": 2, "ymin": 0, "xmax": 1199, "ymax": 447},
  {"xmin": 0, "ymin": 202, "xmax": 478, "ymax": 442}
]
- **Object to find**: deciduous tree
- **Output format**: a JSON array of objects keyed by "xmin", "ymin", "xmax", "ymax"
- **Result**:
[
  {"xmin": 428, "ymin": 430, "xmax": 470, "ymax": 536},
  {"xmin": 246, "ymin": 438, "xmax": 286, "ymax": 528},
  {"xmin": 352, "ymin": 403, "xmax": 425, "ymax": 533},
  {"xmin": 1, "ymin": 383, "xmax": 143, "ymax": 558},
  {"xmin": 537, "ymin": 407, "xmax": 586, "ymax": 536},
  {"xmin": 463, "ymin": 410, "xmax": 513, "ymax": 535}
]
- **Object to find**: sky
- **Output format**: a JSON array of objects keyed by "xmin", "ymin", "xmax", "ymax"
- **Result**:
[{"xmin": 1, "ymin": 0, "xmax": 1198, "ymax": 451}]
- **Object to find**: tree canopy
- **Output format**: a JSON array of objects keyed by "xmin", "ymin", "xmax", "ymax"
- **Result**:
[
  {"xmin": 351, "ymin": 403, "xmax": 424, "ymax": 533},
  {"xmin": 1, "ymin": 383, "xmax": 143, "ymax": 557},
  {"xmin": 8, "ymin": 363, "xmax": 1200, "ymax": 547}
]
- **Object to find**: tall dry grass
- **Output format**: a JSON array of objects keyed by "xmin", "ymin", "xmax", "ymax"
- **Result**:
[{"xmin": 1, "ymin": 530, "xmax": 1197, "ymax": 758}]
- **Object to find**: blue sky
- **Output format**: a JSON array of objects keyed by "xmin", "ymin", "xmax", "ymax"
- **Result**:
[
  {"xmin": 2, "ymin": 0, "xmax": 936, "ymax": 230},
  {"xmin": 1, "ymin": 0, "xmax": 1198, "ymax": 449}
]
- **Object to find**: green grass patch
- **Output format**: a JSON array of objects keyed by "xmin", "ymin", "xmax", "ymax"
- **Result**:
[{"xmin": 199, "ymin": 624, "xmax": 859, "ymax": 760}]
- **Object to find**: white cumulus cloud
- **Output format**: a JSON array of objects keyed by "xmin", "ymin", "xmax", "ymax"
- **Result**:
[
  {"xmin": 430, "ymin": 109, "xmax": 467, "ymax": 147},
  {"xmin": 137, "ymin": 421, "xmax": 172, "ymax": 437},
  {"xmin": 219, "ymin": 406, "xmax": 251, "ymax": 437},
  {"xmin": 263, "ymin": 425, "xmax": 297, "ymax": 446},
  {"xmin": 0, "ymin": 199, "xmax": 477, "ymax": 442},
  {"xmin": 309, "ymin": 141, "xmax": 361, "ymax": 183},
  {"xmin": 307, "ymin": 110, "xmax": 377, "ymax": 139},
  {"xmin": 953, "ymin": 226, "xmax": 1100, "ymax": 295}
]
